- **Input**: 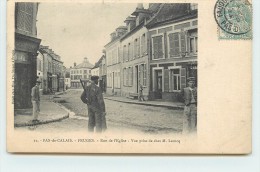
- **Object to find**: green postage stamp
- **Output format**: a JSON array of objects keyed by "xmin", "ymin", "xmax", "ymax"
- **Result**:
[{"xmin": 214, "ymin": 0, "xmax": 252, "ymax": 40}]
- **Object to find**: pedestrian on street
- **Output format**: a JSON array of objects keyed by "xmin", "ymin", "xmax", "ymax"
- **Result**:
[
  {"xmin": 138, "ymin": 82, "xmax": 145, "ymax": 101},
  {"xmin": 182, "ymin": 77, "xmax": 197, "ymax": 134},
  {"xmin": 81, "ymin": 76, "xmax": 107, "ymax": 133},
  {"xmin": 31, "ymin": 78, "xmax": 41, "ymax": 122}
]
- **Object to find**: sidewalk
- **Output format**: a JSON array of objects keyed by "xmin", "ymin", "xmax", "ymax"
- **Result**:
[
  {"xmin": 14, "ymin": 94, "xmax": 69, "ymax": 127},
  {"xmin": 103, "ymin": 95, "xmax": 184, "ymax": 110}
]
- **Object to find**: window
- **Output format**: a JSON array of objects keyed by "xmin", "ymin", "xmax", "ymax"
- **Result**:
[
  {"xmin": 117, "ymin": 47, "xmax": 120, "ymax": 63},
  {"xmin": 168, "ymin": 33, "xmax": 180, "ymax": 57},
  {"xmin": 117, "ymin": 71, "xmax": 120, "ymax": 88},
  {"xmin": 152, "ymin": 35, "xmax": 164, "ymax": 59},
  {"xmin": 188, "ymin": 29, "xmax": 198, "ymax": 54},
  {"xmin": 16, "ymin": 3, "xmax": 34, "ymax": 34},
  {"xmin": 170, "ymin": 69, "xmax": 181, "ymax": 91},
  {"xmin": 134, "ymin": 38, "xmax": 140, "ymax": 58},
  {"xmin": 123, "ymin": 45, "xmax": 127, "ymax": 62},
  {"xmin": 141, "ymin": 34, "xmax": 147, "ymax": 55},
  {"xmin": 128, "ymin": 43, "xmax": 133, "ymax": 61},
  {"xmin": 123, "ymin": 67, "xmax": 133, "ymax": 86},
  {"xmin": 129, "ymin": 67, "xmax": 133, "ymax": 86},
  {"xmin": 143, "ymin": 64, "xmax": 147, "ymax": 86},
  {"xmin": 168, "ymin": 31, "xmax": 188, "ymax": 58},
  {"xmin": 190, "ymin": 3, "xmax": 198, "ymax": 10},
  {"xmin": 123, "ymin": 68, "xmax": 127, "ymax": 86},
  {"xmin": 138, "ymin": 64, "xmax": 147, "ymax": 86},
  {"xmin": 126, "ymin": 68, "xmax": 129, "ymax": 86}
]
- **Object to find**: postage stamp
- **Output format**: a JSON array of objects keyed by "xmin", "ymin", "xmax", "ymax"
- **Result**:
[{"xmin": 214, "ymin": 0, "xmax": 252, "ymax": 40}]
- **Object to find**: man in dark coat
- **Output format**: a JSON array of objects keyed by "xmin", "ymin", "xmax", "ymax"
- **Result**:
[
  {"xmin": 82, "ymin": 76, "xmax": 107, "ymax": 133},
  {"xmin": 182, "ymin": 77, "xmax": 197, "ymax": 134}
]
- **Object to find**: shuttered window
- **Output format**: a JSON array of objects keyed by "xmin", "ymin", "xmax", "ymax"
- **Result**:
[
  {"xmin": 180, "ymin": 32, "xmax": 186, "ymax": 53},
  {"xmin": 152, "ymin": 35, "xmax": 164, "ymax": 59},
  {"xmin": 123, "ymin": 68, "xmax": 127, "ymax": 86},
  {"xmin": 170, "ymin": 69, "xmax": 181, "ymax": 91},
  {"xmin": 188, "ymin": 29, "xmax": 198, "ymax": 54},
  {"xmin": 164, "ymin": 69, "xmax": 169, "ymax": 92},
  {"xmin": 180, "ymin": 68, "xmax": 186, "ymax": 89},
  {"xmin": 16, "ymin": 3, "xmax": 34, "ymax": 34},
  {"xmin": 123, "ymin": 45, "xmax": 127, "ymax": 62},
  {"xmin": 169, "ymin": 31, "xmax": 188, "ymax": 58},
  {"xmin": 141, "ymin": 34, "xmax": 147, "ymax": 55},
  {"xmin": 134, "ymin": 38, "xmax": 140, "ymax": 58},
  {"xmin": 143, "ymin": 64, "xmax": 147, "ymax": 86},
  {"xmin": 129, "ymin": 67, "xmax": 133, "ymax": 86},
  {"xmin": 128, "ymin": 43, "xmax": 133, "ymax": 61},
  {"xmin": 168, "ymin": 68, "xmax": 186, "ymax": 91}
]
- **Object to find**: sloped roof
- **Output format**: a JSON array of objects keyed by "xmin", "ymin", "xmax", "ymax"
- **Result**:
[
  {"xmin": 146, "ymin": 3, "xmax": 197, "ymax": 28},
  {"xmin": 73, "ymin": 58, "xmax": 94, "ymax": 69},
  {"xmin": 92, "ymin": 55, "xmax": 104, "ymax": 69}
]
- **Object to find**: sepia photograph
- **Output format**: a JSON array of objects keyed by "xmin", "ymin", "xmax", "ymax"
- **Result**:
[
  {"xmin": 7, "ymin": 0, "xmax": 251, "ymax": 154},
  {"xmin": 13, "ymin": 2, "xmax": 198, "ymax": 134}
]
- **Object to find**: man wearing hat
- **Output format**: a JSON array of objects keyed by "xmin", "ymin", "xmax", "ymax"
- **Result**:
[
  {"xmin": 83, "ymin": 75, "xmax": 107, "ymax": 133},
  {"xmin": 182, "ymin": 77, "xmax": 197, "ymax": 134},
  {"xmin": 31, "ymin": 78, "xmax": 41, "ymax": 122}
]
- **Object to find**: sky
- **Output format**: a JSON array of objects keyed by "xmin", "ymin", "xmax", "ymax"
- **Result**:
[{"xmin": 37, "ymin": 3, "xmax": 147, "ymax": 68}]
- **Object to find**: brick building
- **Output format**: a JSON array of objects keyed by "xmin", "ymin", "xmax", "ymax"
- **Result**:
[
  {"xmin": 14, "ymin": 2, "xmax": 41, "ymax": 109},
  {"xmin": 146, "ymin": 3, "xmax": 198, "ymax": 101}
]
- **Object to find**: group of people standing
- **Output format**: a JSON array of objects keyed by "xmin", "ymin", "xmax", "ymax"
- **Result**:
[{"xmin": 30, "ymin": 75, "xmax": 197, "ymax": 134}]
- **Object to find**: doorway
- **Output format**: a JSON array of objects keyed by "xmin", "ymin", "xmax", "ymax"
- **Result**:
[{"xmin": 154, "ymin": 69, "xmax": 163, "ymax": 99}]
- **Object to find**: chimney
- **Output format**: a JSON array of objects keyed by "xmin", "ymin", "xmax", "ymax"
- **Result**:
[
  {"xmin": 132, "ymin": 3, "xmax": 151, "ymax": 26},
  {"xmin": 137, "ymin": 3, "xmax": 144, "ymax": 9},
  {"xmin": 74, "ymin": 62, "xmax": 76, "ymax": 67}
]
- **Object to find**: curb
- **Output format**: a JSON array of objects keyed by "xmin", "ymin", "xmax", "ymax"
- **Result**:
[
  {"xmin": 14, "ymin": 114, "xmax": 69, "ymax": 127},
  {"xmin": 104, "ymin": 97, "xmax": 184, "ymax": 110}
]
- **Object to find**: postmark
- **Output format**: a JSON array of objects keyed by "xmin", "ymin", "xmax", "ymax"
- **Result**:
[{"xmin": 214, "ymin": 0, "xmax": 252, "ymax": 39}]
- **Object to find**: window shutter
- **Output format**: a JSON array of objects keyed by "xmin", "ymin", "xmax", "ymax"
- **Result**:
[
  {"xmin": 180, "ymin": 68, "xmax": 186, "ymax": 89},
  {"xmin": 158, "ymin": 36, "xmax": 163, "ymax": 59},
  {"xmin": 168, "ymin": 33, "xmax": 174, "ymax": 58},
  {"xmin": 152, "ymin": 37, "xmax": 158, "ymax": 59},
  {"xmin": 180, "ymin": 31, "xmax": 186, "ymax": 54},
  {"xmin": 173, "ymin": 33, "xmax": 180, "ymax": 57},
  {"xmin": 164, "ymin": 69, "xmax": 169, "ymax": 92}
]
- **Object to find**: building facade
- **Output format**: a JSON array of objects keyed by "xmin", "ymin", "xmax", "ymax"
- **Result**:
[
  {"xmin": 120, "ymin": 4, "xmax": 160, "ymax": 99},
  {"xmin": 14, "ymin": 2, "xmax": 41, "ymax": 109},
  {"xmin": 64, "ymin": 67, "xmax": 71, "ymax": 89},
  {"xmin": 38, "ymin": 45, "xmax": 64, "ymax": 93},
  {"xmin": 99, "ymin": 55, "xmax": 106, "ymax": 93},
  {"xmin": 105, "ymin": 26, "xmax": 127, "ymax": 95},
  {"xmin": 146, "ymin": 3, "xmax": 198, "ymax": 101},
  {"xmin": 36, "ymin": 50, "xmax": 44, "ymax": 90},
  {"xmin": 51, "ymin": 53, "xmax": 64, "ymax": 92},
  {"xmin": 70, "ymin": 58, "xmax": 94, "ymax": 88}
]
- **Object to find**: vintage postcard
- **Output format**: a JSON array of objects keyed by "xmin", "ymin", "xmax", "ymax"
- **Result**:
[{"xmin": 7, "ymin": 0, "xmax": 252, "ymax": 154}]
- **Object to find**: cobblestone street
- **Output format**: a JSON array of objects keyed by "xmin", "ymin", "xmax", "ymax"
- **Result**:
[{"xmin": 16, "ymin": 90, "xmax": 184, "ymax": 134}]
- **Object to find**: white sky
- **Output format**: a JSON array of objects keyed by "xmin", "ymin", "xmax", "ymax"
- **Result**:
[{"xmin": 37, "ymin": 3, "xmax": 148, "ymax": 68}]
